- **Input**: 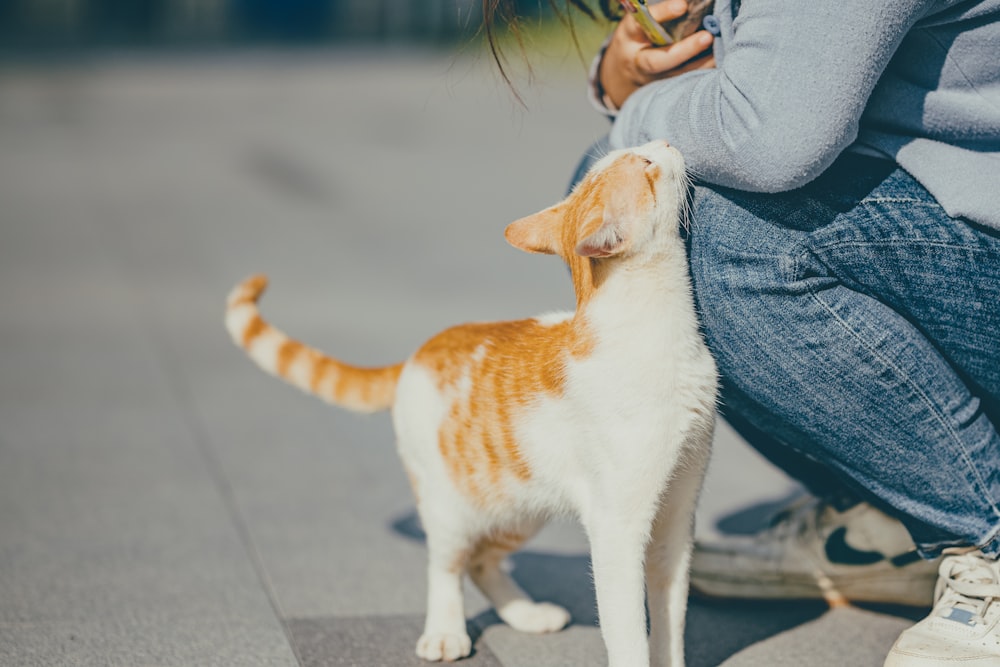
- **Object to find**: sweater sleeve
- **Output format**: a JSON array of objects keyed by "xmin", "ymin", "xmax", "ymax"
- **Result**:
[{"xmin": 608, "ymin": 0, "xmax": 933, "ymax": 192}]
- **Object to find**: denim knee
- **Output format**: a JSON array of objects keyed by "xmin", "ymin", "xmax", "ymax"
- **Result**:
[
  {"xmin": 686, "ymin": 183, "xmax": 1000, "ymax": 557},
  {"xmin": 687, "ymin": 185, "xmax": 805, "ymax": 386}
]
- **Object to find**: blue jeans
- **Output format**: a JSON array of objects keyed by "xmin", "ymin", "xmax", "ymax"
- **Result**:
[{"xmin": 572, "ymin": 140, "xmax": 1000, "ymax": 558}]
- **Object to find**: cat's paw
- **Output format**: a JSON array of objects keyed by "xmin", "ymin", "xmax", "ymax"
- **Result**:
[
  {"xmin": 415, "ymin": 631, "xmax": 472, "ymax": 662},
  {"xmin": 500, "ymin": 600, "xmax": 571, "ymax": 634}
]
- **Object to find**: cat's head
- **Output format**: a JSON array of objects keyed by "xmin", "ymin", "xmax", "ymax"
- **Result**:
[{"xmin": 505, "ymin": 140, "xmax": 688, "ymax": 263}]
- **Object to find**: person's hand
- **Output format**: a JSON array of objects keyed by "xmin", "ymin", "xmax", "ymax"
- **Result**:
[{"xmin": 599, "ymin": 0, "xmax": 716, "ymax": 110}]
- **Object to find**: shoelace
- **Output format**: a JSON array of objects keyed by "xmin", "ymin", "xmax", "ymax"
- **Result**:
[
  {"xmin": 936, "ymin": 552, "xmax": 1000, "ymax": 626},
  {"xmin": 766, "ymin": 495, "xmax": 822, "ymax": 541},
  {"xmin": 765, "ymin": 492, "xmax": 861, "ymax": 541}
]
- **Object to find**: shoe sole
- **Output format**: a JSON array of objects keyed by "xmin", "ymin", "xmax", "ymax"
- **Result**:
[
  {"xmin": 883, "ymin": 648, "xmax": 1000, "ymax": 667},
  {"xmin": 689, "ymin": 570, "xmax": 936, "ymax": 607}
]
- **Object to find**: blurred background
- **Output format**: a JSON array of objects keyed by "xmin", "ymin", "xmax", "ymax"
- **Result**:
[{"xmin": 0, "ymin": 0, "xmax": 572, "ymax": 50}]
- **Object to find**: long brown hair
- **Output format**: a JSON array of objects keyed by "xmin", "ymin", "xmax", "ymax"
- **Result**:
[{"xmin": 481, "ymin": 0, "xmax": 619, "ymax": 93}]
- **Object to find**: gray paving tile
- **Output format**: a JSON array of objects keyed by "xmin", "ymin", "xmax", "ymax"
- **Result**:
[
  {"xmin": 288, "ymin": 615, "xmax": 503, "ymax": 667},
  {"xmin": 0, "ymin": 118, "xmax": 298, "ymax": 662},
  {"xmin": 480, "ymin": 623, "xmax": 607, "ymax": 667},
  {"xmin": 0, "ymin": 617, "xmax": 297, "ymax": 667},
  {"xmin": 0, "ymin": 399, "xmax": 298, "ymax": 664},
  {"xmin": 685, "ymin": 598, "xmax": 828, "ymax": 666},
  {"xmin": 719, "ymin": 606, "xmax": 918, "ymax": 667}
]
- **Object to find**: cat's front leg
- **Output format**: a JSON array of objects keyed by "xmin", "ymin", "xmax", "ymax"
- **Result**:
[
  {"xmin": 586, "ymin": 506, "xmax": 656, "ymax": 667},
  {"xmin": 417, "ymin": 535, "xmax": 473, "ymax": 662}
]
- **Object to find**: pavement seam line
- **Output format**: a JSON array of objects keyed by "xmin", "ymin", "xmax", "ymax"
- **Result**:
[{"xmin": 104, "ymin": 224, "xmax": 306, "ymax": 666}]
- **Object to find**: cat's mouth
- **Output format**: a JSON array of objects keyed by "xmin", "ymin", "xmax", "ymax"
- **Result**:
[
  {"xmin": 632, "ymin": 143, "xmax": 689, "ymax": 235},
  {"xmin": 641, "ymin": 157, "xmax": 660, "ymax": 201}
]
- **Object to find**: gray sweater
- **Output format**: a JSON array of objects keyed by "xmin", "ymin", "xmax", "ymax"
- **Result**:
[{"xmin": 605, "ymin": 0, "xmax": 1000, "ymax": 230}]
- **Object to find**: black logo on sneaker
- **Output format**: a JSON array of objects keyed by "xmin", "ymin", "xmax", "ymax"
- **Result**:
[
  {"xmin": 824, "ymin": 527, "xmax": 923, "ymax": 567},
  {"xmin": 824, "ymin": 527, "xmax": 884, "ymax": 565}
]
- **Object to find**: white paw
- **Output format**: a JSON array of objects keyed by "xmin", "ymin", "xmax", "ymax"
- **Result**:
[
  {"xmin": 500, "ymin": 600, "xmax": 571, "ymax": 634},
  {"xmin": 415, "ymin": 632, "xmax": 472, "ymax": 662}
]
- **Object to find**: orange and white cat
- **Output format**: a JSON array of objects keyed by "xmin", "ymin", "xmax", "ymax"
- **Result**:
[{"xmin": 225, "ymin": 140, "xmax": 717, "ymax": 667}]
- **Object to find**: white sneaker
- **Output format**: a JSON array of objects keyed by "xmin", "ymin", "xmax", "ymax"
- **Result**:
[
  {"xmin": 884, "ymin": 551, "xmax": 1000, "ymax": 666},
  {"xmin": 691, "ymin": 496, "xmax": 940, "ymax": 607}
]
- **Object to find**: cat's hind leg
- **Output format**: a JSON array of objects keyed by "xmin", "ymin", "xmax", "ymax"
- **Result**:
[
  {"xmin": 645, "ymin": 441, "xmax": 712, "ymax": 667},
  {"xmin": 468, "ymin": 528, "xmax": 571, "ymax": 634}
]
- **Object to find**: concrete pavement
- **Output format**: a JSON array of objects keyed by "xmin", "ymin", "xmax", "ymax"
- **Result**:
[{"xmin": 0, "ymin": 47, "xmax": 923, "ymax": 666}]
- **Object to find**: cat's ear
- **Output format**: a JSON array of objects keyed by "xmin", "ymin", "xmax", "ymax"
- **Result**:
[
  {"xmin": 575, "ymin": 213, "xmax": 629, "ymax": 258},
  {"xmin": 504, "ymin": 206, "xmax": 563, "ymax": 255}
]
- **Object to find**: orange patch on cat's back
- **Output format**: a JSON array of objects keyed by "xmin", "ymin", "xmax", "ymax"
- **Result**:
[
  {"xmin": 415, "ymin": 317, "xmax": 592, "ymax": 392},
  {"xmin": 413, "ymin": 316, "xmax": 595, "ymax": 506}
]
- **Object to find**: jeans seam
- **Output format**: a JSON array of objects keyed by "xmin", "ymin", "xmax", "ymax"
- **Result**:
[
  {"xmin": 978, "ymin": 522, "xmax": 1000, "ymax": 557},
  {"xmin": 808, "ymin": 239, "xmax": 988, "ymax": 255},
  {"xmin": 859, "ymin": 197, "xmax": 931, "ymax": 205},
  {"xmin": 920, "ymin": 521, "xmax": 1000, "ymax": 558},
  {"xmin": 790, "ymin": 245, "xmax": 1000, "ymax": 523}
]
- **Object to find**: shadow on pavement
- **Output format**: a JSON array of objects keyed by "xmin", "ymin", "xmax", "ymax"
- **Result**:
[
  {"xmin": 712, "ymin": 490, "xmax": 807, "ymax": 535},
  {"xmin": 389, "ymin": 509, "xmax": 864, "ymax": 666}
]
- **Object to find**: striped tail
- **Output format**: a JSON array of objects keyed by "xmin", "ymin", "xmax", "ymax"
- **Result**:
[{"xmin": 225, "ymin": 274, "xmax": 402, "ymax": 413}]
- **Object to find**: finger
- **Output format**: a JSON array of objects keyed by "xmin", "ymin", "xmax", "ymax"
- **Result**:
[
  {"xmin": 618, "ymin": 12, "xmax": 658, "ymax": 44},
  {"xmin": 648, "ymin": 0, "xmax": 689, "ymax": 22},
  {"xmin": 637, "ymin": 30, "xmax": 714, "ymax": 75},
  {"xmin": 618, "ymin": 1, "xmax": 687, "ymax": 46}
]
